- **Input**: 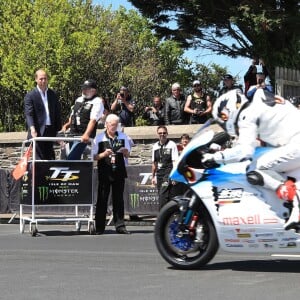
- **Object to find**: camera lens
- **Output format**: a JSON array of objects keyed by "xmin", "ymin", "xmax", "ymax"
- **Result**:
[{"xmin": 120, "ymin": 93, "xmax": 124, "ymax": 97}]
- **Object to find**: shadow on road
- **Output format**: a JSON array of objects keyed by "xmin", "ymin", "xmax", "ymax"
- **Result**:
[
  {"xmin": 34, "ymin": 228, "xmax": 154, "ymax": 236},
  {"xmin": 169, "ymin": 259, "xmax": 300, "ymax": 273}
]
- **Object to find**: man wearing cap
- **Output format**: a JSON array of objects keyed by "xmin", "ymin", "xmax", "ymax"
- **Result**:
[
  {"xmin": 219, "ymin": 74, "xmax": 243, "ymax": 96},
  {"xmin": 184, "ymin": 80, "xmax": 212, "ymax": 124},
  {"xmin": 111, "ymin": 86, "xmax": 135, "ymax": 127},
  {"xmin": 62, "ymin": 79, "xmax": 104, "ymax": 160}
]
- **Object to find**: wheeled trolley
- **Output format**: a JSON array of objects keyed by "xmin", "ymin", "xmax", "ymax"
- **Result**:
[{"xmin": 19, "ymin": 136, "xmax": 96, "ymax": 236}]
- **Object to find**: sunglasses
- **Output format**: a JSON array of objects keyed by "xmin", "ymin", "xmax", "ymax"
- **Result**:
[
  {"xmin": 158, "ymin": 132, "xmax": 167, "ymax": 135},
  {"xmin": 193, "ymin": 84, "xmax": 201, "ymax": 87}
]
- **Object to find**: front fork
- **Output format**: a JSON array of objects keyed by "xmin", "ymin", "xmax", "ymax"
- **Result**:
[
  {"xmin": 175, "ymin": 194, "xmax": 198, "ymax": 225},
  {"xmin": 174, "ymin": 194, "xmax": 204, "ymax": 242}
]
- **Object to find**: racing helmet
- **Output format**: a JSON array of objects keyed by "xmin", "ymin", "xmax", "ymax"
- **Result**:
[{"xmin": 212, "ymin": 89, "xmax": 249, "ymax": 135}]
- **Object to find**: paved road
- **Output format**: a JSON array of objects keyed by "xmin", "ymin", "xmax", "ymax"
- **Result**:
[{"xmin": 1, "ymin": 223, "xmax": 300, "ymax": 300}]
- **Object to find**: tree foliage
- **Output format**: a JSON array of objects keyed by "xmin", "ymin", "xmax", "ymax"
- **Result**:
[
  {"xmin": 129, "ymin": 0, "xmax": 300, "ymax": 74},
  {"xmin": 0, "ymin": 0, "xmax": 228, "ymax": 131}
]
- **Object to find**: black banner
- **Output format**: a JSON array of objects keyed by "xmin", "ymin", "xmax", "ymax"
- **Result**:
[
  {"xmin": 21, "ymin": 161, "xmax": 93, "ymax": 205},
  {"xmin": 3, "ymin": 164, "xmax": 160, "ymax": 215},
  {"xmin": 125, "ymin": 165, "xmax": 159, "ymax": 215}
]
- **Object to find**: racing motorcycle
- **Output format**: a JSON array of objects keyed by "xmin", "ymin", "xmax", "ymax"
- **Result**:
[{"xmin": 154, "ymin": 123, "xmax": 300, "ymax": 269}]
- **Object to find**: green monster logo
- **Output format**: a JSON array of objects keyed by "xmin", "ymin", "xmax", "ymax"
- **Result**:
[
  {"xmin": 38, "ymin": 186, "xmax": 49, "ymax": 202},
  {"xmin": 130, "ymin": 193, "xmax": 140, "ymax": 208}
]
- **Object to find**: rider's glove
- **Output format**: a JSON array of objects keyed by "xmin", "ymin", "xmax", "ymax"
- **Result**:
[
  {"xmin": 202, "ymin": 152, "xmax": 225, "ymax": 168},
  {"xmin": 202, "ymin": 153, "xmax": 217, "ymax": 168},
  {"xmin": 202, "ymin": 153, "xmax": 215, "ymax": 163},
  {"xmin": 209, "ymin": 143, "xmax": 221, "ymax": 152}
]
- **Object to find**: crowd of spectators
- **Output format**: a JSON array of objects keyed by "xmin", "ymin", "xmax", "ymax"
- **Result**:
[{"xmin": 22, "ymin": 59, "xmax": 280, "ymax": 233}]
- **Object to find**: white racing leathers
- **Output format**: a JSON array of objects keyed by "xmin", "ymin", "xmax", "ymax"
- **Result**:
[{"xmin": 214, "ymin": 88, "xmax": 300, "ymax": 191}]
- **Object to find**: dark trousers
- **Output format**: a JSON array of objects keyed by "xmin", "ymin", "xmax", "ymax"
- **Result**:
[
  {"xmin": 156, "ymin": 173, "xmax": 170, "ymax": 210},
  {"xmin": 35, "ymin": 126, "xmax": 56, "ymax": 160},
  {"xmin": 157, "ymin": 174, "xmax": 189, "ymax": 210},
  {"xmin": 95, "ymin": 176, "xmax": 125, "ymax": 231}
]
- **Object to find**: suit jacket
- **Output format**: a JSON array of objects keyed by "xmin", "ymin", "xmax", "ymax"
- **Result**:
[{"xmin": 24, "ymin": 87, "xmax": 62, "ymax": 138}]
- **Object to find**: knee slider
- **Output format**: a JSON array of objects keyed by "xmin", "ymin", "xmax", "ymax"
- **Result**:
[{"xmin": 246, "ymin": 171, "xmax": 264, "ymax": 186}]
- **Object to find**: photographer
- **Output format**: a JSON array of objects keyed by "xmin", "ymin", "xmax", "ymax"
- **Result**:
[
  {"xmin": 111, "ymin": 86, "xmax": 135, "ymax": 127},
  {"xmin": 184, "ymin": 80, "xmax": 212, "ymax": 124},
  {"xmin": 244, "ymin": 58, "xmax": 269, "ymax": 94},
  {"xmin": 246, "ymin": 72, "xmax": 273, "ymax": 101},
  {"xmin": 142, "ymin": 96, "xmax": 164, "ymax": 125}
]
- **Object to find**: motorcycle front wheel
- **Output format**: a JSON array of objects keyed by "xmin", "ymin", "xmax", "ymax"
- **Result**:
[{"xmin": 154, "ymin": 200, "xmax": 219, "ymax": 270}]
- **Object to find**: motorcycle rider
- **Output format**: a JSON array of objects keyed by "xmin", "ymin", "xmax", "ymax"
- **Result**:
[{"xmin": 203, "ymin": 87, "xmax": 300, "ymax": 230}]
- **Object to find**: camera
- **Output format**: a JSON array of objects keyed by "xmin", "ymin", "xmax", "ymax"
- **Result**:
[
  {"xmin": 253, "ymin": 57, "xmax": 259, "ymax": 65},
  {"xmin": 120, "ymin": 93, "xmax": 125, "ymax": 98}
]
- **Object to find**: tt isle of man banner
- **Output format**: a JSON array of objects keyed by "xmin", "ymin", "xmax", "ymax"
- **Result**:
[
  {"xmin": 125, "ymin": 165, "xmax": 159, "ymax": 215},
  {"xmin": 21, "ymin": 161, "xmax": 93, "ymax": 205}
]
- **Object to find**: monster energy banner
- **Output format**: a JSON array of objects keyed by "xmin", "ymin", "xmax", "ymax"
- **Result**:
[
  {"xmin": 21, "ymin": 161, "xmax": 93, "ymax": 205},
  {"xmin": 125, "ymin": 165, "xmax": 159, "ymax": 215}
]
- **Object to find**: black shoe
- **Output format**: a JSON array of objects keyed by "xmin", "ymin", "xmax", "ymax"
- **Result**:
[
  {"xmin": 95, "ymin": 229, "xmax": 104, "ymax": 235},
  {"xmin": 129, "ymin": 215, "xmax": 141, "ymax": 221},
  {"xmin": 116, "ymin": 227, "xmax": 130, "ymax": 234}
]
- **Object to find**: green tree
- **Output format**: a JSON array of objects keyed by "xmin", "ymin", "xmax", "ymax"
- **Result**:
[
  {"xmin": 0, "ymin": 1, "xmax": 186, "ymax": 130},
  {"xmin": 0, "ymin": 0, "xmax": 228, "ymax": 131},
  {"xmin": 128, "ymin": 0, "xmax": 300, "ymax": 75}
]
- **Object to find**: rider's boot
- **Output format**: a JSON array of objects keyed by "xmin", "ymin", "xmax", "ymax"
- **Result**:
[{"xmin": 276, "ymin": 180, "xmax": 300, "ymax": 230}]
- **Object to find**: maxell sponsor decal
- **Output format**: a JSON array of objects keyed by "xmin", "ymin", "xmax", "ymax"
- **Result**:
[
  {"xmin": 223, "ymin": 215, "xmax": 260, "ymax": 225},
  {"xmin": 223, "ymin": 215, "xmax": 280, "ymax": 225}
]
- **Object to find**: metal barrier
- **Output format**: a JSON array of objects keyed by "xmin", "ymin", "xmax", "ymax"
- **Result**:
[{"xmin": 19, "ymin": 137, "xmax": 95, "ymax": 236}]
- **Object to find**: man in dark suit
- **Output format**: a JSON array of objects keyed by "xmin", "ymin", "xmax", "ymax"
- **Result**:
[{"xmin": 24, "ymin": 69, "xmax": 62, "ymax": 160}]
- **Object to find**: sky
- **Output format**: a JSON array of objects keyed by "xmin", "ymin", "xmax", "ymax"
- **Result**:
[{"xmin": 95, "ymin": 0, "xmax": 251, "ymax": 84}]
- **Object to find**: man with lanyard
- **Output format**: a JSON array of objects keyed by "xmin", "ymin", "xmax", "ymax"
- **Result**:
[
  {"xmin": 151, "ymin": 126, "xmax": 179, "ymax": 209},
  {"xmin": 93, "ymin": 114, "xmax": 131, "ymax": 235},
  {"xmin": 62, "ymin": 79, "xmax": 104, "ymax": 160}
]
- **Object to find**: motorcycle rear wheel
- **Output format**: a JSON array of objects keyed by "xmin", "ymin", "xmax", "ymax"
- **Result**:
[{"xmin": 155, "ymin": 200, "xmax": 219, "ymax": 270}]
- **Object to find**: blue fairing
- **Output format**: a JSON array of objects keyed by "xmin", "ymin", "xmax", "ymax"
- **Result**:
[{"xmin": 170, "ymin": 140, "xmax": 272, "ymax": 185}]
